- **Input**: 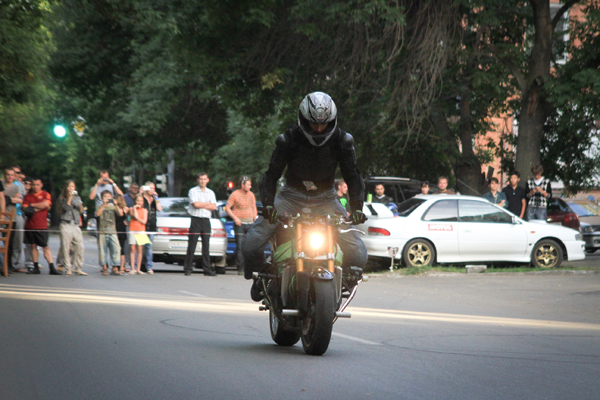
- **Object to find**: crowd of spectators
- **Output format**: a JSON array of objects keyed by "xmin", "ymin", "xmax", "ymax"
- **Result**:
[
  {"xmin": 0, "ymin": 163, "xmax": 554, "ymax": 276},
  {"xmin": 0, "ymin": 168, "xmax": 164, "ymax": 276}
]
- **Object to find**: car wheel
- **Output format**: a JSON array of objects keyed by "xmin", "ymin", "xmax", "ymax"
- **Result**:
[
  {"xmin": 403, "ymin": 239, "xmax": 436, "ymax": 268},
  {"xmin": 585, "ymin": 248, "xmax": 597, "ymax": 254},
  {"xmin": 531, "ymin": 239, "xmax": 563, "ymax": 268}
]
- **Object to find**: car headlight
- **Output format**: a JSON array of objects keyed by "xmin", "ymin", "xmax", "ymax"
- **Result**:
[
  {"xmin": 310, "ymin": 233, "xmax": 324, "ymax": 250},
  {"xmin": 575, "ymin": 233, "xmax": 582, "ymax": 241},
  {"xmin": 583, "ymin": 226, "xmax": 594, "ymax": 233}
]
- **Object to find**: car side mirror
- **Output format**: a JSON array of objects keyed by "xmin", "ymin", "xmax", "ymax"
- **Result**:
[{"xmin": 512, "ymin": 215, "xmax": 519, "ymax": 224}]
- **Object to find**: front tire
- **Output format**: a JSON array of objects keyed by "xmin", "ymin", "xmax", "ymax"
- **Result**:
[
  {"xmin": 531, "ymin": 239, "xmax": 563, "ymax": 268},
  {"xmin": 301, "ymin": 280, "xmax": 336, "ymax": 355},
  {"xmin": 270, "ymin": 309, "xmax": 300, "ymax": 346},
  {"xmin": 403, "ymin": 239, "xmax": 436, "ymax": 267}
]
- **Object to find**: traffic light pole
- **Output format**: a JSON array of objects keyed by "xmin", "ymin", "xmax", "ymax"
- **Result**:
[{"xmin": 167, "ymin": 149, "xmax": 175, "ymax": 197}]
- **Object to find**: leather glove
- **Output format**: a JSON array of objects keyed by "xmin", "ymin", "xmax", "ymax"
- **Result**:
[
  {"xmin": 262, "ymin": 205, "xmax": 278, "ymax": 225},
  {"xmin": 351, "ymin": 210, "xmax": 367, "ymax": 225}
]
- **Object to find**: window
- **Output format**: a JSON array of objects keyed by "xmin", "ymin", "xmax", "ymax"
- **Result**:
[
  {"xmin": 397, "ymin": 198, "xmax": 426, "ymax": 217},
  {"xmin": 157, "ymin": 198, "xmax": 190, "ymax": 217},
  {"xmin": 459, "ymin": 200, "xmax": 512, "ymax": 223},
  {"xmin": 422, "ymin": 200, "xmax": 458, "ymax": 222}
]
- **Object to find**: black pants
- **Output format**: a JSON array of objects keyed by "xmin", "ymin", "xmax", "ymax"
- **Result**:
[
  {"xmin": 184, "ymin": 217, "xmax": 211, "ymax": 272},
  {"xmin": 234, "ymin": 223, "xmax": 253, "ymax": 270}
]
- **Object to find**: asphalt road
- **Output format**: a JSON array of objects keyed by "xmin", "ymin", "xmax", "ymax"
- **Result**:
[{"xmin": 0, "ymin": 235, "xmax": 599, "ymax": 400}]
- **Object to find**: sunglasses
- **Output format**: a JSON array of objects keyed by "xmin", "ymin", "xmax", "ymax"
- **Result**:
[{"xmin": 241, "ymin": 176, "xmax": 250, "ymax": 183}]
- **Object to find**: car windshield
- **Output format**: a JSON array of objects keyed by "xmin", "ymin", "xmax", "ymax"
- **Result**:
[
  {"xmin": 396, "ymin": 198, "xmax": 426, "ymax": 216},
  {"xmin": 157, "ymin": 198, "xmax": 190, "ymax": 217},
  {"xmin": 567, "ymin": 202, "xmax": 597, "ymax": 217}
]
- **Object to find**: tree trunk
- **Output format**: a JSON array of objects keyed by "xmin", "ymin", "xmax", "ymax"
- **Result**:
[
  {"xmin": 455, "ymin": 88, "xmax": 486, "ymax": 196},
  {"xmin": 514, "ymin": 0, "xmax": 554, "ymax": 178}
]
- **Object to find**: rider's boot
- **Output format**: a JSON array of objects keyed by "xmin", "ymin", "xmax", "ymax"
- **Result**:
[
  {"xmin": 343, "ymin": 266, "xmax": 363, "ymax": 291},
  {"xmin": 250, "ymin": 280, "xmax": 264, "ymax": 302}
]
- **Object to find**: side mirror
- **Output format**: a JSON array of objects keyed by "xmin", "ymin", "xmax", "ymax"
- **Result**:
[{"xmin": 512, "ymin": 216, "xmax": 519, "ymax": 224}]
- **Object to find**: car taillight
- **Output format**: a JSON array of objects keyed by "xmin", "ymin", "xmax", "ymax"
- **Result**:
[
  {"xmin": 212, "ymin": 228, "xmax": 226, "ymax": 238},
  {"xmin": 158, "ymin": 227, "xmax": 189, "ymax": 235},
  {"xmin": 564, "ymin": 213, "xmax": 579, "ymax": 222},
  {"xmin": 368, "ymin": 227, "xmax": 390, "ymax": 236}
]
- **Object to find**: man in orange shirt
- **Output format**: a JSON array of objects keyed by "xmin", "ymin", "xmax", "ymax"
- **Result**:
[
  {"xmin": 23, "ymin": 178, "xmax": 59, "ymax": 275},
  {"xmin": 225, "ymin": 176, "xmax": 257, "ymax": 275}
]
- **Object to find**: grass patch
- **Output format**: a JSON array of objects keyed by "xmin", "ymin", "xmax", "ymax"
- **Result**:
[{"xmin": 369, "ymin": 263, "xmax": 599, "ymax": 275}]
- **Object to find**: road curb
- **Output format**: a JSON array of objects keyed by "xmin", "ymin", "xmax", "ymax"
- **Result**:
[{"xmin": 367, "ymin": 269, "xmax": 600, "ymax": 279}]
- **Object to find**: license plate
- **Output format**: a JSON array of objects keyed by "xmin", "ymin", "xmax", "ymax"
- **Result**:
[{"xmin": 170, "ymin": 241, "xmax": 188, "ymax": 249}]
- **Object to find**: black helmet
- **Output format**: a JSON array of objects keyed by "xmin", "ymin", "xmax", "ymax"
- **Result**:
[{"xmin": 298, "ymin": 92, "xmax": 338, "ymax": 147}]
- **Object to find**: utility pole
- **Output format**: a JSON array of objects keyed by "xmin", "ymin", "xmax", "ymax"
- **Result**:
[{"xmin": 167, "ymin": 149, "xmax": 175, "ymax": 197}]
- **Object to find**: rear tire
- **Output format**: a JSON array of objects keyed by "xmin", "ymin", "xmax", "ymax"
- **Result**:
[
  {"xmin": 301, "ymin": 280, "xmax": 336, "ymax": 355},
  {"xmin": 531, "ymin": 239, "xmax": 563, "ymax": 268},
  {"xmin": 270, "ymin": 310, "xmax": 300, "ymax": 346}
]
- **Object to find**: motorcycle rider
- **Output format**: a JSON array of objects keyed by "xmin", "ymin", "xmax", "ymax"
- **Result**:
[{"xmin": 242, "ymin": 91, "xmax": 368, "ymax": 301}]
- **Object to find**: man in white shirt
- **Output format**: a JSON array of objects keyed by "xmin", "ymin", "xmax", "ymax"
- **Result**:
[{"xmin": 184, "ymin": 172, "xmax": 217, "ymax": 276}]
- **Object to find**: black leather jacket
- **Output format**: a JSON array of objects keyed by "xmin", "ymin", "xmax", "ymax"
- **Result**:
[{"xmin": 260, "ymin": 125, "xmax": 365, "ymax": 212}]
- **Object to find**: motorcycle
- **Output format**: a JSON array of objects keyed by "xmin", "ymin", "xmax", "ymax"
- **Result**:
[{"xmin": 253, "ymin": 208, "xmax": 367, "ymax": 355}]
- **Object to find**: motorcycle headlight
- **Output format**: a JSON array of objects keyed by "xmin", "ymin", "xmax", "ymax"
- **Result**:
[{"xmin": 310, "ymin": 233, "xmax": 324, "ymax": 250}]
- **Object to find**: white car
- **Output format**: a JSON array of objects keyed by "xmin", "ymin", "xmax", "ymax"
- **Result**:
[
  {"xmin": 152, "ymin": 197, "xmax": 227, "ymax": 272},
  {"xmin": 358, "ymin": 195, "xmax": 585, "ymax": 268}
]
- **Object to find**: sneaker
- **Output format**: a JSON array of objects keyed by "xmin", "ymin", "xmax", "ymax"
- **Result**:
[
  {"xmin": 147, "ymin": 269, "xmax": 154, "ymax": 275},
  {"xmin": 250, "ymin": 281, "xmax": 264, "ymax": 302}
]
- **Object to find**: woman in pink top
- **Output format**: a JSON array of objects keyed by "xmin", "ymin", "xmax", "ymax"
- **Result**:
[{"xmin": 128, "ymin": 195, "xmax": 148, "ymax": 274}]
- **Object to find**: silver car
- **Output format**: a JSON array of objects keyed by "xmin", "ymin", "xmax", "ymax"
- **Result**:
[{"xmin": 152, "ymin": 197, "xmax": 227, "ymax": 272}]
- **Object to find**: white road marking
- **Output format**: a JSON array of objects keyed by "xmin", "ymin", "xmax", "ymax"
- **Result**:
[
  {"xmin": 332, "ymin": 332, "xmax": 380, "ymax": 346},
  {"xmin": 179, "ymin": 290, "xmax": 207, "ymax": 298}
]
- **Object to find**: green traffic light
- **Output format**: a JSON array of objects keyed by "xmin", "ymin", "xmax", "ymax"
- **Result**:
[{"xmin": 54, "ymin": 125, "xmax": 66, "ymax": 138}]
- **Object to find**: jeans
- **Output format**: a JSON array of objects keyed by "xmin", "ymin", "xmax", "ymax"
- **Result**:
[
  {"xmin": 527, "ymin": 206, "xmax": 547, "ymax": 221},
  {"xmin": 242, "ymin": 186, "xmax": 368, "ymax": 279},
  {"xmin": 143, "ymin": 234, "xmax": 155, "ymax": 270},
  {"xmin": 97, "ymin": 232, "xmax": 121, "ymax": 267},
  {"xmin": 184, "ymin": 217, "xmax": 211, "ymax": 272},
  {"xmin": 234, "ymin": 223, "xmax": 253, "ymax": 270}
]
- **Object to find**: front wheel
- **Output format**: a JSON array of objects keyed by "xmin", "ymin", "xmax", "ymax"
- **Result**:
[
  {"xmin": 531, "ymin": 239, "xmax": 563, "ymax": 268},
  {"xmin": 403, "ymin": 239, "xmax": 436, "ymax": 268},
  {"xmin": 301, "ymin": 280, "xmax": 336, "ymax": 355},
  {"xmin": 270, "ymin": 309, "xmax": 300, "ymax": 346}
]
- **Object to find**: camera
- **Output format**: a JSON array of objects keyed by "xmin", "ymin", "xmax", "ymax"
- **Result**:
[
  {"xmin": 103, "ymin": 178, "xmax": 110, "ymax": 183},
  {"xmin": 72, "ymin": 190, "xmax": 78, "ymax": 196},
  {"xmin": 108, "ymin": 199, "xmax": 114, "ymax": 204}
]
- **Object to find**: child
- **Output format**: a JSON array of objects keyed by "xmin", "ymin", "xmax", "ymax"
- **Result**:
[{"xmin": 128, "ymin": 194, "xmax": 148, "ymax": 275}]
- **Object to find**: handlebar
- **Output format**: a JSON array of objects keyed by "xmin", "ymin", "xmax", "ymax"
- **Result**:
[{"xmin": 277, "ymin": 212, "xmax": 362, "ymax": 226}]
